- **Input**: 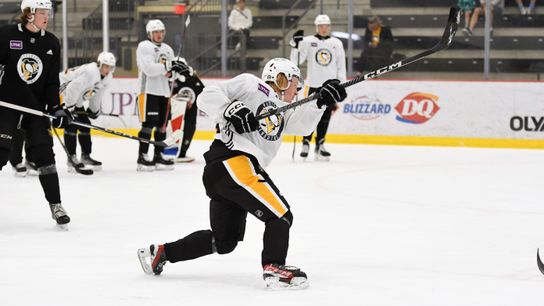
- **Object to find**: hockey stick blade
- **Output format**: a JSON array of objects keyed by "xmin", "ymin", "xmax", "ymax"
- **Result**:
[
  {"xmin": 255, "ymin": 6, "xmax": 460, "ymax": 120},
  {"xmin": 52, "ymin": 128, "xmax": 94, "ymax": 176},
  {"xmin": 537, "ymin": 249, "xmax": 544, "ymax": 275}
]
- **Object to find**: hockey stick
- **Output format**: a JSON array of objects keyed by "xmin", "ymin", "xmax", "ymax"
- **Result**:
[
  {"xmin": 74, "ymin": 109, "xmax": 129, "ymax": 130},
  {"xmin": 537, "ymin": 249, "xmax": 544, "ymax": 275},
  {"xmin": 256, "ymin": 6, "xmax": 460, "ymax": 120},
  {"xmin": 51, "ymin": 127, "xmax": 94, "ymax": 175},
  {"xmin": 292, "ymin": 43, "xmax": 301, "ymax": 162},
  {"xmin": 161, "ymin": 14, "xmax": 191, "ymax": 133},
  {"xmin": 102, "ymin": 113, "xmax": 128, "ymax": 129},
  {"xmin": 0, "ymin": 101, "xmax": 182, "ymax": 147}
]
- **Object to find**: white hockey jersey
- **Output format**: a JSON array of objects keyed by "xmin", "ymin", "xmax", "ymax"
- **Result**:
[
  {"xmin": 59, "ymin": 62, "xmax": 112, "ymax": 113},
  {"xmin": 197, "ymin": 73, "xmax": 324, "ymax": 167},
  {"xmin": 136, "ymin": 40, "xmax": 175, "ymax": 97},
  {"xmin": 290, "ymin": 35, "xmax": 346, "ymax": 88}
]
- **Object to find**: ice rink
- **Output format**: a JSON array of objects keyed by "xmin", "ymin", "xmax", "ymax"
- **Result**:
[{"xmin": 1, "ymin": 137, "xmax": 543, "ymax": 306}]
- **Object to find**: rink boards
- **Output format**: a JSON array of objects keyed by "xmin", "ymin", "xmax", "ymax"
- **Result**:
[{"xmin": 92, "ymin": 77, "xmax": 544, "ymax": 149}]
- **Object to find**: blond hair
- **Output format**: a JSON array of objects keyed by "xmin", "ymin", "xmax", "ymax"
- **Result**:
[{"xmin": 19, "ymin": 8, "xmax": 32, "ymax": 25}]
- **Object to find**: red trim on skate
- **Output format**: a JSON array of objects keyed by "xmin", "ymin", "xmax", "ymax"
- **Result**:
[
  {"xmin": 151, "ymin": 245, "xmax": 165, "ymax": 269},
  {"xmin": 264, "ymin": 264, "xmax": 294, "ymax": 280}
]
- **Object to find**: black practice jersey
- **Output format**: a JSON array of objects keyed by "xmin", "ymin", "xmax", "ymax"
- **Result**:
[
  {"xmin": 172, "ymin": 74, "xmax": 205, "ymax": 103},
  {"xmin": 0, "ymin": 24, "xmax": 61, "ymax": 112}
]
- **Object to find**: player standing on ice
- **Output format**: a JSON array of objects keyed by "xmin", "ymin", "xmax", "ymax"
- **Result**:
[
  {"xmin": 59, "ymin": 51, "xmax": 115, "ymax": 172},
  {"xmin": 170, "ymin": 57, "xmax": 203, "ymax": 163},
  {"xmin": 0, "ymin": 0, "xmax": 72, "ymax": 228},
  {"xmin": 135, "ymin": 19, "xmax": 190, "ymax": 171},
  {"xmin": 138, "ymin": 58, "xmax": 347, "ymax": 289},
  {"xmin": 290, "ymin": 14, "xmax": 346, "ymax": 161}
]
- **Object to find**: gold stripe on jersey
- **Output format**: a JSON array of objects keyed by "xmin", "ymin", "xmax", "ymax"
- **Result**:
[
  {"xmin": 223, "ymin": 155, "xmax": 288, "ymax": 218},
  {"xmin": 137, "ymin": 74, "xmax": 148, "ymax": 122},
  {"xmin": 137, "ymin": 93, "xmax": 147, "ymax": 122}
]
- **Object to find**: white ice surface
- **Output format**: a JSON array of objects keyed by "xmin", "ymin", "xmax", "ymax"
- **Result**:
[{"xmin": 1, "ymin": 137, "xmax": 543, "ymax": 306}]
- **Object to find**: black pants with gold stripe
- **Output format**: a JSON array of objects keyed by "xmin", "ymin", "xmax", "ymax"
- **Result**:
[
  {"xmin": 164, "ymin": 144, "xmax": 293, "ymax": 266},
  {"xmin": 137, "ymin": 94, "xmax": 170, "ymax": 155}
]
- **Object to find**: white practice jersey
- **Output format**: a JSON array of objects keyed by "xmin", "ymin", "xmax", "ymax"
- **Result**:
[
  {"xmin": 136, "ymin": 40, "xmax": 175, "ymax": 97},
  {"xmin": 59, "ymin": 62, "xmax": 112, "ymax": 113},
  {"xmin": 197, "ymin": 73, "xmax": 324, "ymax": 167},
  {"xmin": 290, "ymin": 35, "xmax": 346, "ymax": 88}
]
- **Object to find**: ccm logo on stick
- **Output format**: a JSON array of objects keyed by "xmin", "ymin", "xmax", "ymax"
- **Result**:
[{"xmin": 395, "ymin": 92, "xmax": 440, "ymax": 124}]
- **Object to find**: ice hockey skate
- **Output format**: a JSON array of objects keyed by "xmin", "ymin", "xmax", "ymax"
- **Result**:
[
  {"xmin": 137, "ymin": 244, "xmax": 167, "ymax": 275},
  {"xmin": 49, "ymin": 203, "xmax": 70, "ymax": 230},
  {"xmin": 12, "ymin": 162, "xmax": 27, "ymax": 177},
  {"xmin": 81, "ymin": 154, "xmax": 102, "ymax": 171},
  {"xmin": 315, "ymin": 140, "xmax": 331, "ymax": 161},
  {"xmin": 263, "ymin": 264, "xmax": 309, "ymax": 290},
  {"xmin": 300, "ymin": 139, "xmax": 310, "ymax": 160},
  {"xmin": 174, "ymin": 155, "xmax": 195, "ymax": 163},
  {"xmin": 25, "ymin": 160, "xmax": 39, "ymax": 176},
  {"xmin": 136, "ymin": 153, "xmax": 155, "ymax": 172},
  {"xmin": 153, "ymin": 153, "xmax": 174, "ymax": 171},
  {"xmin": 67, "ymin": 154, "xmax": 94, "ymax": 175}
]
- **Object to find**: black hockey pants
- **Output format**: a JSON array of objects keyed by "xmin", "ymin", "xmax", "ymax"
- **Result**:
[{"xmin": 164, "ymin": 144, "xmax": 293, "ymax": 267}]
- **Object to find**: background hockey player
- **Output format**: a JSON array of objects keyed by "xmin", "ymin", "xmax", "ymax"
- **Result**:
[
  {"xmin": 170, "ymin": 57, "xmax": 203, "ymax": 163},
  {"xmin": 59, "ymin": 51, "xmax": 116, "ymax": 172},
  {"xmin": 137, "ymin": 58, "xmax": 347, "ymax": 289},
  {"xmin": 0, "ymin": 0, "xmax": 72, "ymax": 227},
  {"xmin": 135, "ymin": 19, "xmax": 189, "ymax": 171},
  {"xmin": 290, "ymin": 14, "xmax": 346, "ymax": 161}
]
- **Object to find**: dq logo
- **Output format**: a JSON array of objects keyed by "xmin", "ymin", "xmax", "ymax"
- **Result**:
[{"xmin": 395, "ymin": 92, "xmax": 440, "ymax": 124}]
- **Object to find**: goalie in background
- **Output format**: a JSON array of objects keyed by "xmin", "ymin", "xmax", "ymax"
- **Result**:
[
  {"xmin": 170, "ymin": 57, "xmax": 203, "ymax": 163},
  {"xmin": 59, "ymin": 51, "xmax": 116, "ymax": 172}
]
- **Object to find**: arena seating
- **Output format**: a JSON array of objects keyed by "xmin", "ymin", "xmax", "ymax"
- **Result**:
[{"xmin": 360, "ymin": 1, "xmax": 544, "ymax": 75}]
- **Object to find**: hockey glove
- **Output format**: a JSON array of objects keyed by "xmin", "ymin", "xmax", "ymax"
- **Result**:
[
  {"xmin": 72, "ymin": 106, "xmax": 85, "ymax": 118},
  {"xmin": 223, "ymin": 100, "xmax": 259, "ymax": 134},
  {"xmin": 170, "ymin": 60, "xmax": 193, "ymax": 76},
  {"xmin": 51, "ymin": 105, "xmax": 74, "ymax": 129},
  {"xmin": 316, "ymin": 79, "xmax": 347, "ymax": 109},
  {"xmin": 86, "ymin": 108, "xmax": 100, "ymax": 119},
  {"xmin": 289, "ymin": 30, "xmax": 305, "ymax": 48}
]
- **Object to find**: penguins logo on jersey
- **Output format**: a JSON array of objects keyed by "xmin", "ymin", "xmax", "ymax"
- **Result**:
[
  {"xmin": 256, "ymin": 101, "xmax": 284, "ymax": 141},
  {"xmin": 158, "ymin": 54, "xmax": 169, "ymax": 69},
  {"xmin": 315, "ymin": 48, "xmax": 332, "ymax": 66},
  {"xmin": 82, "ymin": 83, "xmax": 101, "ymax": 100},
  {"xmin": 158, "ymin": 54, "xmax": 168, "ymax": 64},
  {"xmin": 17, "ymin": 53, "xmax": 43, "ymax": 84},
  {"xmin": 82, "ymin": 89, "xmax": 96, "ymax": 101}
]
